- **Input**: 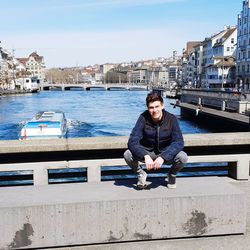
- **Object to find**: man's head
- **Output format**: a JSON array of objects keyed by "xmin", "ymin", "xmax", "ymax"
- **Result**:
[{"xmin": 146, "ymin": 92, "xmax": 164, "ymax": 123}]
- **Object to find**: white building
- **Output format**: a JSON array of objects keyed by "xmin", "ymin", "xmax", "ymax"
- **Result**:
[
  {"xmin": 158, "ymin": 67, "xmax": 169, "ymax": 84},
  {"xmin": 15, "ymin": 77, "xmax": 40, "ymax": 91},
  {"xmin": 100, "ymin": 63, "xmax": 116, "ymax": 74},
  {"xmin": 206, "ymin": 26, "xmax": 237, "ymax": 89},
  {"xmin": 17, "ymin": 52, "xmax": 46, "ymax": 82},
  {"xmin": 131, "ymin": 66, "xmax": 148, "ymax": 84},
  {"xmin": 94, "ymin": 72, "xmax": 103, "ymax": 84},
  {"xmin": 193, "ymin": 26, "xmax": 237, "ymax": 88},
  {"xmin": 202, "ymin": 30, "xmax": 226, "ymax": 86},
  {"xmin": 237, "ymin": 0, "xmax": 250, "ymax": 91},
  {"xmin": 181, "ymin": 42, "xmax": 201, "ymax": 87},
  {"xmin": 0, "ymin": 46, "xmax": 15, "ymax": 90}
]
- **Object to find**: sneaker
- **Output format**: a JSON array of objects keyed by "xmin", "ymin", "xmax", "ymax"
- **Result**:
[
  {"xmin": 137, "ymin": 170, "xmax": 147, "ymax": 188},
  {"xmin": 167, "ymin": 173, "xmax": 176, "ymax": 189}
]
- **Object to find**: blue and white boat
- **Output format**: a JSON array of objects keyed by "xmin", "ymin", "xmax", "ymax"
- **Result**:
[{"xmin": 20, "ymin": 111, "xmax": 67, "ymax": 139}]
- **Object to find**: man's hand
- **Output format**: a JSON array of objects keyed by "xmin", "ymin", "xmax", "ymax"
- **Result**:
[
  {"xmin": 144, "ymin": 155, "xmax": 154, "ymax": 170},
  {"xmin": 153, "ymin": 157, "xmax": 164, "ymax": 170}
]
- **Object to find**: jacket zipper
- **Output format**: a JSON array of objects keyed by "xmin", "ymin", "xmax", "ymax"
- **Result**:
[{"xmin": 157, "ymin": 124, "xmax": 160, "ymax": 152}]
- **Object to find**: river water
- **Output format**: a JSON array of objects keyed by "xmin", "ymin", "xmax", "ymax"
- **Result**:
[{"xmin": 0, "ymin": 90, "xmax": 211, "ymax": 140}]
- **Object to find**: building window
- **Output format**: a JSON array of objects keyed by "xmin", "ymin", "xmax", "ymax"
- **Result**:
[
  {"xmin": 231, "ymin": 38, "xmax": 234, "ymax": 44},
  {"xmin": 227, "ymin": 47, "xmax": 230, "ymax": 51}
]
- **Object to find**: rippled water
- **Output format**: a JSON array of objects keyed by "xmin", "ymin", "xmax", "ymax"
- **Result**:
[{"xmin": 0, "ymin": 90, "xmax": 212, "ymax": 140}]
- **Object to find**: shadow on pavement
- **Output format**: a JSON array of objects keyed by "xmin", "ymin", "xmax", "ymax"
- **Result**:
[{"xmin": 113, "ymin": 177, "xmax": 168, "ymax": 190}]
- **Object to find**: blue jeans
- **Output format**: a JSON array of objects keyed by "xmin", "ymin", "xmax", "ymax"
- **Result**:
[{"xmin": 123, "ymin": 149, "xmax": 188, "ymax": 175}]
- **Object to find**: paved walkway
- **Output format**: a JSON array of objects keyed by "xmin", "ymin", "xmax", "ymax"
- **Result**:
[{"xmin": 47, "ymin": 177, "xmax": 250, "ymax": 250}]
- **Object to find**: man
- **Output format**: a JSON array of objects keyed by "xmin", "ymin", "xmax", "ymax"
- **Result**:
[{"xmin": 124, "ymin": 91, "xmax": 188, "ymax": 189}]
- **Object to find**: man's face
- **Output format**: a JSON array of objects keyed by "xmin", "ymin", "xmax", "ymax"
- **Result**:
[{"xmin": 147, "ymin": 101, "xmax": 164, "ymax": 122}]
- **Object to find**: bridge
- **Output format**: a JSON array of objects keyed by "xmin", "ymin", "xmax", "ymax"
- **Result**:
[
  {"xmin": 0, "ymin": 132, "xmax": 250, "ymax": 249},
  {"xmin": 40, "ymin": 83, "xmax": 148, "ymax": 91}
]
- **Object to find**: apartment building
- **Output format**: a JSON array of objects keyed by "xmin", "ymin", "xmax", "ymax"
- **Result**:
[
  {"xmin": 181, "ymin": 41, "xmax": 201, "ymax": 87},
  {"xmin": 206, "ymin": 26, "xmax": 237, "ymax": 88},
  {"xmin": 193, "ymin": 43, "xmax": 203, "ymax": 87},
  {"xmin": 130, "ymin": 66, "xmax": 148, "ymax": 84},
  {"xmin": 17, "ymin": 52, "xmax": 46, "ymax": 82},
  {"xmin": 0, "ymin": 46, "xmax": 16, "ymax": 89},
  {"xmin": 100, "ymin": 63, "xmax": 116, "ymax": 75},
  {"xmin": 237, "ymin": 0, "xmax": 250, "ymax": 91},
  {"xmin": 181, "ymin": 27, "xmax": 236, "ymax": 89},
  {"xmin": 201, "ymin": 30, "xmax": 227, "ymax": 86}
]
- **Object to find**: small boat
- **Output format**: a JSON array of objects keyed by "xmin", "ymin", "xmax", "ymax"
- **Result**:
[{"xmin": 20, "ymin": 111, "xmax": 67, "ymax": 140}]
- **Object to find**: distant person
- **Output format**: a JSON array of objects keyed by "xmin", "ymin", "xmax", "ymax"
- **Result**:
[{"xmin": 124, "ymin": 92, "xmax": 188, "ymax": 189}]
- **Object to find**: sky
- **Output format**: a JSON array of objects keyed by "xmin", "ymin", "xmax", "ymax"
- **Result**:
[{"xmin": 0, "ymin": 0, "xmax": 243, "ymax": 68}]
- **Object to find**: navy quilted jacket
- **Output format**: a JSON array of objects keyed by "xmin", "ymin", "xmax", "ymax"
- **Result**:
[{"xmin": 128, "ymin": 109, "xmax": 184, "ymax": 161}]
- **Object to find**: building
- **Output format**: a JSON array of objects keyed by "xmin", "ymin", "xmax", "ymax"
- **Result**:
[
  {"xmin": 17, "ymin": 51, "xmax": 46, "ymax": 82},
  {"xmin": 181, "ymin": 42, "xmax": 201, "ymax": 87},
  {"xmin": 201, "ymin": 30, "xmax": 227, "ymax": 87},
  {"xmin": 206, "ymin": 26, "xmax": 237, "ymax": 89},
  {"xmin": 100, "ymin": 63, "xmax": 116, "ymax": 75},
  {"xmin": 193, "ymin": 43, "xmax": 203, "ymax": 87},
  {"xmin": 237, "ymin": 0, "xmax": 250, "ymax": 91},
  {"xmin": 0, "ymin": 45, "xmax": 16, "ymax": 90},
  {"xmin": 130, "ymin": 66, "xmax": 148, "ymax": 84},
  {"xmin": 181, "ymin": 27, "xmax": 236, "ymax": 89}
]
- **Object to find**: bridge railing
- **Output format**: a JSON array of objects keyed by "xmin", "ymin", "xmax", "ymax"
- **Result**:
[
  {"xmin": 0, "ymin": 132, "xmax": 249, "ymax": 186},
  {"xmin": 40, "ymin": 83, "xmax": 148, "ymax": 91}
]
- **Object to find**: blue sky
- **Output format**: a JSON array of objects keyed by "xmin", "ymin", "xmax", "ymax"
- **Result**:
[{"xmin": 1, "ymin": 0, "xmax": 243, "ymax": 68}]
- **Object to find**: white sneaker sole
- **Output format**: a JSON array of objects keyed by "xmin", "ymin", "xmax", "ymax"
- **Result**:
[{"xmin": 167, "ymin": 184, "xmax": 176, "ymax": 189}]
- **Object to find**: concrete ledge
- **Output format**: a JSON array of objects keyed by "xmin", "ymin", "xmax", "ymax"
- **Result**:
[
  {"xmin": 0, "ymin": 177, "xmax": 246, "ymax": 249},
  {"xmin": 0, "ymin": 132, "xmax": 250, "ymax": 153}
]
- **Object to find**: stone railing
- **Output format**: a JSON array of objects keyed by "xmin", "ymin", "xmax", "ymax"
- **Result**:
[
  {"xmin": 0, "ymin": 133, "xmax": 249, "ymax": 185},
  {"xmin": 181, "ymin": 89, "xmax": 250, "ymax": 113}
]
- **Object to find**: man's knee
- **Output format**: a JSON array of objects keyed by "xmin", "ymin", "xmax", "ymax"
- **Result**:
[
  {"xmin": 175, "ymin": 151, "xmax": 188, "ymax": 164},
  {"xmin": 124, "ymin": 149, "xmax": 132, "ymax": 161}
]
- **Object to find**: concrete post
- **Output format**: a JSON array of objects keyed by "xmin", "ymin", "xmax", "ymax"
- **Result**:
[
  {"xmin": 33, "ymin": 167, "xmax": 48, "ymax": 185},
  {"xmin": 221, "ymin": 100, "xmax": 226, "ymax": 111},
  {"xmin": 87, "ymin": 165, "xmax": 101, "ymax": 182},
  {"xmin": 198, "ymin": 97, "xmax": 202, "ymax": 105},
  {"xmin": 236, "ymin": 157, "xmax": 250, "ymax": 180}
]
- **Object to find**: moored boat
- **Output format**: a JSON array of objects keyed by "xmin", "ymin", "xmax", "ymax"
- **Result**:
[{"xmin": 20, "ymin": 111, "xmax": 67, "ymax": 140}]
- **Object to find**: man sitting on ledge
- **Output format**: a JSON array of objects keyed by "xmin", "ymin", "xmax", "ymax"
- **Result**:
[{"xmin": 124, "ymin": 92, "xmax": 188, "ymax": 189}]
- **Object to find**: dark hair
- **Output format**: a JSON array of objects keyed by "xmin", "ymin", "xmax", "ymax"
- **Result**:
[{"xmin": 146, "ymin": 92, "xmax": 163, "ymax": 107}]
